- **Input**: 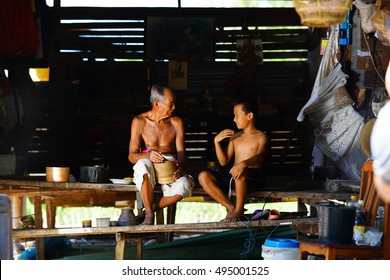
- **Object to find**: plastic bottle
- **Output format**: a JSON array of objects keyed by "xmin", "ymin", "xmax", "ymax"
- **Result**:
[
  {"xmin": 375, "ymin": 205, "xmax": 384, "ymax": 231},
  {"xmin": 352, "ymin": 200, "xmax": 366, "ymax": 245},
  {"xmin": 345, "ymin": 195, "xmax": 357, "ymax": 207}
]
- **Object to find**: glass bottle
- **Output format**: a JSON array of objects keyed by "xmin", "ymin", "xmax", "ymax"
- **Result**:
[{"xmin": 345, "ymin": 195, "xmax": 357, "ymax": 207}]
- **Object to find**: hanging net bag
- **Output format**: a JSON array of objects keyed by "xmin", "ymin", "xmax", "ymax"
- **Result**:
[
  {"xmin": 372, "ymin": 0, "xmax": 390, "ymax": 46},
  {"xmin": 294, "ymin": 0, "xmax": 353, "ymax": 27}
]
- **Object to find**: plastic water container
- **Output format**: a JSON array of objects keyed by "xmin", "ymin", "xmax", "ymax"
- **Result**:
[
  {"xmin": 0, "ymin": 195, "xmax": 13, "ymax": 260},
  {"xmin": 261, "ymin": 238, "xmax": 300, "ymax": 260}
]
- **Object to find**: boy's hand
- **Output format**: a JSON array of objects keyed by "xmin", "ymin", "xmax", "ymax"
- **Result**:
[
  {"xmin": 230, "ymin": 162, "xmax": 245, "ymax": 180},
  {"xmin": 214, "ymin": 129, "xmax": 234, "ymax": 143}
]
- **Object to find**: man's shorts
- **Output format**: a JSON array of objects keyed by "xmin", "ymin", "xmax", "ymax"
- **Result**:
[{"xmin": 133, "ymin": 158, "xmax": 194, "ymax": 198}]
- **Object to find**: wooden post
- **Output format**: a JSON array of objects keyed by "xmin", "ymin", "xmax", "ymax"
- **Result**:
[
  {"xmin": 166, "ymin": 203, "xmax": 177, "ymax": 241},
  {"xmin": 155, "ymin": 209, "xmax": 166, "ymax": 242},
  {"xmin": 115, "ymin": 233, "xmax": 126, "ymax": 260},
  {"xmin": 44, "ymin": 198, "xmax": 56, "ymax": 229},
  {"xmin": 297, "ymin": 198, "xmax": 307, "ymax": 213},
  {"xmin": 11, "ymin": 196, "xmax": 25, "ymax": 229},
  {"xmin": 33, "ymin": 196, "xmax": 45, "ymax": 260},
  {"xmin": 115, "ymin": 233, "xmax": 144, "ymax": 260},
  {"xmin": 136, "ymin": 237, "xmax": 143, "ymax": 260}
]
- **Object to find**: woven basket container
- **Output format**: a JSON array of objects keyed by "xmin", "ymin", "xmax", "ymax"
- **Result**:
[
  {"xmin": 294, "ymin": 0, "xmax": 353, "ymax": 27},
  {"xmin": 153, "ymin": 160, "xmax": 177, "ymax": 184},
  {"xmin": 372, "ymin": 6, "xmax": 390, "ymax": 46}
]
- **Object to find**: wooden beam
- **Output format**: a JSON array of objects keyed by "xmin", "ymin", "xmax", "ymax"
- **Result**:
[
  {"xmin": 13, "ymin": 218, "xmax": 318, "ymax": 239},
  {"xmin": 1, "ymin": 180, "xmax": 355, "ymax": 200},
  {"xmin": 52, "ymin": 7, "xmax": 301, "ymax": 26}
]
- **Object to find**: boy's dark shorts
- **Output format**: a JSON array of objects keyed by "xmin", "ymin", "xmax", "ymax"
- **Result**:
[{"xmin": 206, "ymin": 167, "xmax": 266, "ymax": 194}]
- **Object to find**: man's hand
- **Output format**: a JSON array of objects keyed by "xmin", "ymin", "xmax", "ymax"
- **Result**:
[
  {"xmin": 148, "ymin": 150, "xmax": 164, "ymax": 163},
  {"xmin": 173, "ymin": 163, "xmax": 183, "ymax": 180}
]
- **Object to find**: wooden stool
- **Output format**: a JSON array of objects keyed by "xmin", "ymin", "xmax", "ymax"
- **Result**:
[{"xmin": 299, "ymin": 239, "xmax": 383, "ymax": 260}]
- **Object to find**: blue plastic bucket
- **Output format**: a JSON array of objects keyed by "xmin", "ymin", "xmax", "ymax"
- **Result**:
[{"xmin": 261, "ymin": 238, "xmax": 300, "ymax": 260}]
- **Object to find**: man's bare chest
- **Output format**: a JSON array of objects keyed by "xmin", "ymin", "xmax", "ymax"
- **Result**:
[
  {"xmin": 142, "ymin": 122, "xmax": 176, "ymax": 142},
  {"xmin": 143, "ymin": 122, "xmax": 175, "ymax": 133}
]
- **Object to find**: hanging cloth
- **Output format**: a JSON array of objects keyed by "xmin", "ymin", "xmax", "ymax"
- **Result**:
[
  {"xmin": 0, "ymin": 0, "xmax": 40, "ymax": 58},
  {"xmin": 297, "ymin": 26, "xmax": 366, "ymax": 180}
]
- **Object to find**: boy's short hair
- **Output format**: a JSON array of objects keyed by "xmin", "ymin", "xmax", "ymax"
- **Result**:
[{"xmin": 233, "ymin": 96, "xmax": 259, "ymax": 117}]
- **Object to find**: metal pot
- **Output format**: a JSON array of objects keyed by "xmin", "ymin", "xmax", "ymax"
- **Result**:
[{"xmin": 79, "ymin": 165, "xmax": 109, "ymax": 183}]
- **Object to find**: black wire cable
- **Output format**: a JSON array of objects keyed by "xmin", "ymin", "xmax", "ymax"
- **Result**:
[
  {"xmin": 238, "ymin": 191, "xmax": 277, "ymax": 259},
  {"xmin": 238, "ymin": 215, "xmax": 258, "ymax": 260}
]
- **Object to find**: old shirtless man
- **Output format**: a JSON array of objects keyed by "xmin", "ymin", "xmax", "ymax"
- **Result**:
[{"xmin": 128, "ymin": 84, "xmax": 194, "ymax": 225}]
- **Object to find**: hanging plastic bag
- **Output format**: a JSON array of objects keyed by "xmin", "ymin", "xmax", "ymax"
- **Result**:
[
  {"xmin": 355, "ymin": 226, "xmax": 383, "ymax": 246},
  {"xmin": 353, "ymin": 0, "xmax": 377, "ymax": 33}
]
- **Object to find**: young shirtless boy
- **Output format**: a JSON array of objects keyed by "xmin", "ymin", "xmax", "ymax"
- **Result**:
[{"xmin": 198, "ymin": 97, "xmax": 268, "ymax": 222}]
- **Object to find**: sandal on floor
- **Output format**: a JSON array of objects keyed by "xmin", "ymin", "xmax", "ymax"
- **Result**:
[{"xmin": 250, "ymin": 209, "xmax": 270, "ymax": 220}]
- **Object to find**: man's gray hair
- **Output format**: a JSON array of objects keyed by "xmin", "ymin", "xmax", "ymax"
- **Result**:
[{"xmin": 150, "ymin": 83, "xmax": 173, "ymax": 105}]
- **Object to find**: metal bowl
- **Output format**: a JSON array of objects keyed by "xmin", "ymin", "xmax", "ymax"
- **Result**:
[{"xmin": 46, "ymin": 166, "xmax": 70, "ymax": 182}]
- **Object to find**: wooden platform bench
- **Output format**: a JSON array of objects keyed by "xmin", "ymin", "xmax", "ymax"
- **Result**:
[
  {"xmin": 13, "ymin": 217, "xmax": 318, "ymax": 260},
  {"xmin": 1, "ymin": 179, "xmax": 355, "ymax": 259}
]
